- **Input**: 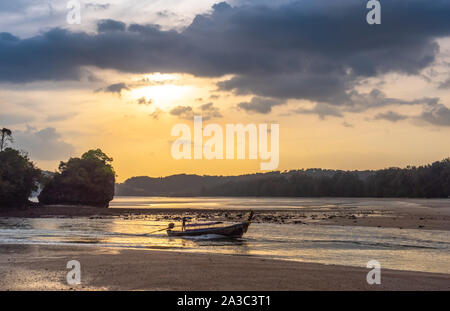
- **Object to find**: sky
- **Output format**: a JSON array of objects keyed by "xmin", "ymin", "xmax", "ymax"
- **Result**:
[{"xmin": 1, "ymin": 0, "xmax": 450, "ymax": 182}]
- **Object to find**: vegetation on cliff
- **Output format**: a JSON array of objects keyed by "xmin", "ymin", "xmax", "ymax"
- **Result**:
[
  {"xmin": 116, "ymin": 159, "xmax": 450, "ymax": 198},
  {"xmin": 38, "ymin": 149, "xmax": 116, "ymax": 207},
  {"xmin": 0, "ymin": 148, "xmax": 42, "ymax": 208}
]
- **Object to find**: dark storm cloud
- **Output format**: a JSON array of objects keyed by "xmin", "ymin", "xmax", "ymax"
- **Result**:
[
  {"xmin": 97, "ymin": 19, "xmax": 126, "ymax": 32},
  {"xmin": 1, "ymin": 0, "xmax": 450, "ymax": 115},
  {"xmin": 0, "ymin": 33, "xmax": 20, "ymax": 42},
  {"xmin": 219, "ymin": 72, "xmax": 351, "ymax": 103},
  {"xmin": 1, "ymin": 1, "xmax": 449, "ymax": 82}
]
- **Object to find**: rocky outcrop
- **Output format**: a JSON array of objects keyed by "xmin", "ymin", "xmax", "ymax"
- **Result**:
[
  {"xmin": 38, "ymin": 149, "xmax": 115, "ymax": 207},
  {"xmin": 38, "ymin": 175, "xmax": 114, "ymax": 207}
]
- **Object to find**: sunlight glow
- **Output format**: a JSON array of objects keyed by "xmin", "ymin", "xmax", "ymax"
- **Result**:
[
  {"xmin": 130, "ymin": 84, "xmax": 192, "ymax": 109},
  {"xmin": 140, "ymin": 73, "xmax": 179, "ymax": 83}
]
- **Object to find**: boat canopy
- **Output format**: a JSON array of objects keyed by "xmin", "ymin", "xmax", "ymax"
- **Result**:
[{"xmin": 184, "ymin": 221, "xmax": 223, "ymax": 227}]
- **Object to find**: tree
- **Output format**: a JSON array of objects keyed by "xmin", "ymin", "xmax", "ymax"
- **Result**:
[
  {"xmin": 0, "ymin": 148, "xmax": 42, "ymax": 208},
  {"xmin": 1, "ymin": 128, "xmax": 13, "ymax": 151},
  {"xmin": 81, "ymin": 148, "xmax": 114, "ymax": 164},
  {"xmin": 38, "ymin": 149, "xmax": 116, "ymax": 207}
]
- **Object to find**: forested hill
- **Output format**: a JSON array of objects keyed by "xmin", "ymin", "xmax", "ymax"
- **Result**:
[{"xmin": 115, "ymin": 159, "xmax": 450, "ymax": 198}]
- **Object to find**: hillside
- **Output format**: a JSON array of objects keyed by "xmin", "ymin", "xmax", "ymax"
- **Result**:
[{"xmin": 116, "ymin": 159, "xmax": 450, "ymax": 198}]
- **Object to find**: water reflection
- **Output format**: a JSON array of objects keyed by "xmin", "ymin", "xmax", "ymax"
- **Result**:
[
  {"xmin": 0, "ymin": 217, "xmax": 449, "ymax": 274},
  {"xmin": 110, "ymin": 196, "xmax": 450, "ymax": 210}
]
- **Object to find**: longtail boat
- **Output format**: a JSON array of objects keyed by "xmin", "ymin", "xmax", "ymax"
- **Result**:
[{"xmin": 167, "ymin": 211, "xmax": 254, "ymax": 238}]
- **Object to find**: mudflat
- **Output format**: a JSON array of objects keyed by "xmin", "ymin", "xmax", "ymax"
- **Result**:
[{"xmin": 1, "ymin": 199, "xmax": 449, "ymax": 231}]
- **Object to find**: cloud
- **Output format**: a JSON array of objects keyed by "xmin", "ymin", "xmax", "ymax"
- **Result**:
[
  {"xmin": 1, "ymin": 1, "xmax": 450, "ymax": 121},
  {"xmin": 343, "ymin": 89, "xmax": 438, "ymax": 112},
  {"xmin": 342, "ymin": 122, "xmax": 354, "ymax": 128},
  {"xmin": 170, "ymin": 106, "xmax": 194, "ymax": 120},
  {"xmin": 169, "ymin": 103, "xmax": 223, "ymax": 120},
  {"xmin": 156, "ymin": 10, "xmax": 176, "ymax": 18},
  {"xmin": 137, "ymin": 97, "xmax": 152, "ymax": 105},
  {"xmin": 199, "ymin": 102, "xmax": 222, "ymax": 120},
  {"xmin": 283, "ymin": 89, "xmax": 438, "ymax": 120},
  {"xmin": 1, "ymin": 1, "xmax": 449, "ymax": 87},
  {"xmin": 419, "ymin": 103, "xmax": 450, "ymax": 126},
  {"xmin": 97, "ymin": 82, "xmax": 129, "ymax": 95},
  {"xmin": 45, "ymin": 112, "xmax": 77, "ymax": 122},
  {"xmin": 0, "ymin": 0, "xmax": 45, "ymax": 12},
  {"xmin": 374, "ymin": 111, "xmax": 408, "ymax": 122},
  {"xmin": 219, "ymin": 72, "xmax": 352, "ymax": 103},
  {"xmin": 13, "ymin": 127, "xmax": 75, "ymax": 161},
  {"xmin": 439, "ymin": 78, "xmax": 450, "ymax": 89},
  {"xmin": 281, "ymin": 87, "xmax": 439, "ymax": 119},
  {"xmin": 237, "ymin": 96, "xmax": 286, "ymax": 114},
  {"xmin": 85, "ymin": 3, "xmax": 111, "ymax": 11},
  {"xmin": 292, "ymin": 103, "xmax": 343, "ymax": 120},
  {"xmin": 150, "ymin": 108, "xmax": 163, "ymax": 120},
  {"xmin": 97, "ymin": 19, "xmax": 126, "ymax": 32},
  {"xmin": 0, "ymin": 112, "xmax": 35, "ymax": 125}
]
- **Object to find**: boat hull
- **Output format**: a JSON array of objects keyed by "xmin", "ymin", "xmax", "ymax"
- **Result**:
[{"xmin": 167, "ymin": 221, "xmax": 250, "ymax": 238}]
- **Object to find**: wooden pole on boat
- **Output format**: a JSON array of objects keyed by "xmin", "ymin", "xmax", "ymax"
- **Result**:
[
  {"xmin": 148, "ymin": 223, "xmax": 175, "ymax": 234},
  {"xmin": 248, "ymin": 211, "xmax": 255, "ymax": 221}
]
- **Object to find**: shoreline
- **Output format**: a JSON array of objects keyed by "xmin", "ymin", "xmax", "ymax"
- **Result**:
[
  {"xmin": 1, "ymin": 244, "xmax": 449, "ymax": 291},
  {"xmin": 1, "ymin": 202, "xmax": 449, "ymax": 231}
]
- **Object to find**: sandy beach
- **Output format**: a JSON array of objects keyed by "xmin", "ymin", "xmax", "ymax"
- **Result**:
[
  {"xmin": 1, "ymin": 198, "xmax": 449, "ymax": 290},
  {"xmin": 0, "ymin": 244, "xmax": 449, "ymax": 291}
]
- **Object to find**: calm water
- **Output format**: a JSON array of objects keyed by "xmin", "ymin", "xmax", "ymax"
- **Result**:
[
  {"xmin": 109, "ymin": 196, "xmax": 450, "ymax": 210},
  {"xmin": 0, "ymin": 216, "xmax": 449, "ymax": 274}
]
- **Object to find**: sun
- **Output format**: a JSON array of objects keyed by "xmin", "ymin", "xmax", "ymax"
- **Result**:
[{"xmin": 128, "ymin": 73, "xmax": 192, "ymax": 110}]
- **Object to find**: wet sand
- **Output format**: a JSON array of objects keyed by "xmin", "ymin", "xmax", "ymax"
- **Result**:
[
  {"xmin": 0, "ymin": 244, "xmax": 449, "ymax": 291},
  {"xmin": 1, "ymin": 200, "xmax": 449, "ymax": 230}
]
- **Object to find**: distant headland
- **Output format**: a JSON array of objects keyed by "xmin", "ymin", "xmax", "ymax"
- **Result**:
[{"xmin": 116, "ymin": 158, "xmax": 450, "ymax": 198}]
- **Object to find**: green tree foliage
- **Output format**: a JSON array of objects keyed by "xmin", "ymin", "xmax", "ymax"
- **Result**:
[
  {"xmin": 38, "ymin": 149, "xmax": 115, "ymax": 207},
  {"xmin": 0, "ymin": 148, "xmax": 41, "ymax": 208}
]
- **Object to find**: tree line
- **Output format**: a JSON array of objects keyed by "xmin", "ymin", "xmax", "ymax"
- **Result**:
[
  {"xmin": 117, "ymin": 160, "xmax": 450, "ymax": 198},
  {"xmin": 202, "ymin": 160, "xmax": 450, "ymax": 198},
  {"xmin": 0, "ymin": 128, "xmax": 115, "ymax": 208}
]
